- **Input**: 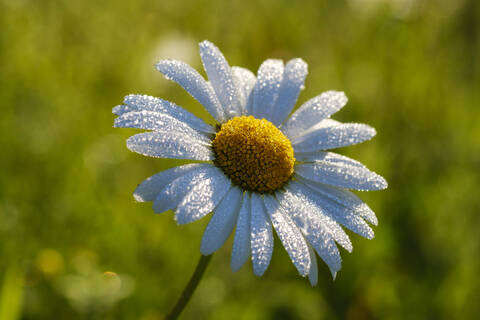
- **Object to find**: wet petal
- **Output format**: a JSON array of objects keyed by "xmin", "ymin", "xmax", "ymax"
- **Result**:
[
  {"xmin": 231, "ymin": 192, "xmax": 252, "ymax": 271},
  {"xmin": 282, "ymin": 91, "xmax": 347, "ymax": 139},
  {"xmin": 270, "ymin": 58, "xmax": 308, "ymax": 126},
  {"xmin": 126, "ymin": 132, "xmax": 213, "ymax": 161},
  {"xmin": 295, "ymin": 151, "xmax": 367, "ymax": 167},
  {"xmin": 295, "ymin": 161, "xmax": 388, "ymax": 191},
  {"xmin": 115, "ymin": 111, "xmax": 211, "ymax": 140},
  {"xmin": 277, "ymin": 185, "xmax": 352, "ymax": 252},
  {"xmin": 232, "ymin": 66, "xmax": 256, "ymax": 114},
  {"xmin": 276, "ymin": 188, "xmax": 343, "ymax": 277},
  {"xmin": 152, "ymin": 165, "xmax": 218, "ymax": 213},
  {"xmin": 156, "ymin": 59, "xmax": 225, "ymax": 122},
  {"xmin": 199, "ymin": 41, "xmax": 241, "ymax": 119},
  {"xmin": 279, "ymin": 188, "xmax": 342, "ymax": 277},
  {"xmin": 175, "ymin": 168, "xmax": 231, "ymax": 225},
  {"xmin": 263, "ymin": 195, "xmax": 311, "ymax": 276},
  {"xmin": 134, "ymin": 163, "xmax": 209, "ymax": 202},
  {"xmin": 250, "ymin": 193, "xmax": 273, "ymax": 276},
  {"xmin": 296, "ymin": 176, "xmax": 378, "ymax": 225},
  {"xmin": 252, "ymin": 59, "xmax": 284, "ymax": 120},
  {"xmin": 113, "ymin": 94, "xmax": 214, "ymax": 133},
  {"xmin": 294, "ymin": 181, "xmax": 374, "ymax": 239},
  {"xmin": 201, "ymin": 186, "xmax": 243, "ymax": 254},
  {"xmin": 292, "ymin": 123, "xmax": 377, "ymax": 152},
  {"xmin": 307, "ymin": 245, "xmax": 318, "ymax": 286}
]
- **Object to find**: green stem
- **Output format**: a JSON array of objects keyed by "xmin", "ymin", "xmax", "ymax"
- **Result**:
[{"xmin": 166, "ymin": 254, "xmax": 212, "ymax": 320}]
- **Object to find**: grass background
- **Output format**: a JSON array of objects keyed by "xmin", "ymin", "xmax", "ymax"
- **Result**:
[{"xmin": 1, "ymin": 0, "xmax": 479, "ymax": 319}]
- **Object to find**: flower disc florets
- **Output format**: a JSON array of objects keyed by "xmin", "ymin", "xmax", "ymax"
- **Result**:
[{"xmin": 212, "ymin": 115, "xmax": 295, "ymax": 193}]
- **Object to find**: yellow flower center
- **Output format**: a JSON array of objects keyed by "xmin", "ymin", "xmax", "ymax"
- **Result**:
[{"xmin": 212, "ymin": 116, "xmax": 295, "ymax": 193}]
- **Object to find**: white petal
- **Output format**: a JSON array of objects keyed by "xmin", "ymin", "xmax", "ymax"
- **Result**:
[
  {"xmin": 175, "ymin": 168, "xmax": 231, "ymax": 225},
  {"xmin": 282, "ymin": 118, "xmax": 338, "ymax": 142},
  {"xmin": 250, "ymin": 193, "xmax": 273, "ymax": 276},
  {"xmin": 295, "ymin": 151, "xmax": 367, "ymax": 167},
  {"xmin": 263, "ymin": 195, "xmax": 311, "ymax": 276},
  {"xmin": 296, "ymin": 176, "xmax": 378, "ymax": 225},
  {"xmin": 311, "ymin": 118, "xmax": 341, "ymax": 128},
  {"xmin": 113, "ymin": 94, "xmax": 214, "ymax": 134},
  {"xmin": 277, "ymin": 185, "xmax": 352, "ymax": 251},
  {"xmin": 293, "ymin": 181, "xmax": 374, "ymax": 239},
  {"xmin": 152, "ymin": 165, "xmax": 217, "ymax": 213},
  {"xmin": 134, "ymin": 163, "xmax": 209, "ymax": 202},
  {"xmin": 277, "ymin": 185, "xmax": 350, "ymax": 262},
  {"xmin": 295, "ymin": 155, "xmax": 380, "ymax": 223},
  {"xmin": 292, "ymin": 123, "xmax": 377, "ymax": 152},
  {"xmin": 199, "ymin": 41, "xmax": 241, "ymax": 119},
  {"xmin": 231, "ymin": 192, "xmax": 251, "ymax": 271},
  {"xmin": 278, "ymin": 184, "xmax": 353, "ymax": 250},
  {"xmin": 232, "ymin": 66, "xmax": 256, "ymax": 114},
  {"xmin": 295, "ymin": 161, "xmax": 388, "ymax": 191},
  {"xmin": 252, "ymin": 59, "xmax": 284, "ymax": 120},
  {"xmin": 307, "ymin": 245, "xmax": 318, "ymax": 286},
  {"xmin": 126, "ymin": 132, "xmax": 213, "ymax": 161},
  {"xmin": 156, "ymin": 60, "xmax": 225, "ymax": 122},
  {"xmin": 277, "ymin": 191, "xmax": 342, "ymax": 276},
  {"xmin": 270, "ymin": 58, "xmax": 308, "ymax": 126},
  {"xmin": 115, "ymin": 111, "xmax": 212, "ymax": 141},
  {"xmin": 200, "ymin": 186, "xmax": 243, "ymax": 254},
  {"xmin": 282, "ymin": 91, "xmax": 348, "ymax": 139},
  {"xmin": 316, "ymin": 237, "xmax": 341, "ymax": 279}
]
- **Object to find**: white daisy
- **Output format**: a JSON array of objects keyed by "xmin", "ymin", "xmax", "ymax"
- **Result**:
[{"xmin": 113, "ymin": 40, "xmax": 387, "ymax": 285}]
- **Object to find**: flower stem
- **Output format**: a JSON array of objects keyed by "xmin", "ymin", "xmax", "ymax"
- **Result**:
[{"xmin": 166, "ymin": 254, "xmax": 212, "ymax": 320}]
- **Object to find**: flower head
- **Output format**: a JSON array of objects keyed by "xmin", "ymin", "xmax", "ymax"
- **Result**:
[
  {"xmin": 212, "ymin": 115, "xmax": 295, "ymax": 193},
  {"xmin": 113, "ymin": 40, "xmax": 387, "ymax": 285}
]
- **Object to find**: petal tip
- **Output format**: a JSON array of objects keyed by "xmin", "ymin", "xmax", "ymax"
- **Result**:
[
  {"xmin": 345, "ymin": 244, "xmax": 353, "ymax": 253},
  {"xmin": 378, "ymin": 176, "xmax": 388, "ymax": 190},
  {"xmin": 112, "ymin": 105, "xmax": 122, "ymax": 115},
  {"xmin": 199, "ymin": 40, "xmax": 213, "ymax": 47},
  {"xmin": 123, "ymin": 94, "xmax": 135, "ymax": 104},
  {"xmin": 253, "ymin": 269, "xmax": 266, "ymax": 277},
  {"xmin": 112, "ymin": 118, "xmax": 121, "ymax": 128},
  {"xmin": 133, "ymin": 192, "xmax": 146, "ymax": 202},
  {"xmin": 299, "ymin": 268, "xmax": 310, "ymax": 277},
  {"xmin": 155, "ymin": 59, "xmax": 177, "ymax": 73},
  {"xmin": 152, "ymin": 204, "xmax": 168, "ymax": 214},
  {"xmin": 200, "ymin": 245, "xmax": 214, "ymax": 256},
  {"xmin": 288, "ymin": 57, "xmax": 308, "ymax": 68},
  {"xmin": 230, "ymin": 263, "xmax": 241, "ymax": 273}
]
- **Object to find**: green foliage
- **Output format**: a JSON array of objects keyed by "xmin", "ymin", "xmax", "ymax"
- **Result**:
[
  {"xmin": 1, "ymin": 0, "xmax": 479, "ymax": 319},
  {"xmin": 0, "ymin": 266, "xmax": 24, "ymax": 320}
]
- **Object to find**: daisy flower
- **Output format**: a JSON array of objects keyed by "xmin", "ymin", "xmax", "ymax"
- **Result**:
[{"xmin": 113, "ymin": 41, "xmax": 387, "ymax": 285}]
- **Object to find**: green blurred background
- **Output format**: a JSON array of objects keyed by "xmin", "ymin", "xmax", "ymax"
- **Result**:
[{"xmin": 1, "ymin": 0, "xmax": 479, "ymax": 319}]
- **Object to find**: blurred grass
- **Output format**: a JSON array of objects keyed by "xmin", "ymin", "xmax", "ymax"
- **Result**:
[
  {"xmin": 0, "ymin": 0, "xmax": 479, "ymax": 319},
  {"xmin": 0, "ymin": 266, "xmax": 24, "ymax": 320}
]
